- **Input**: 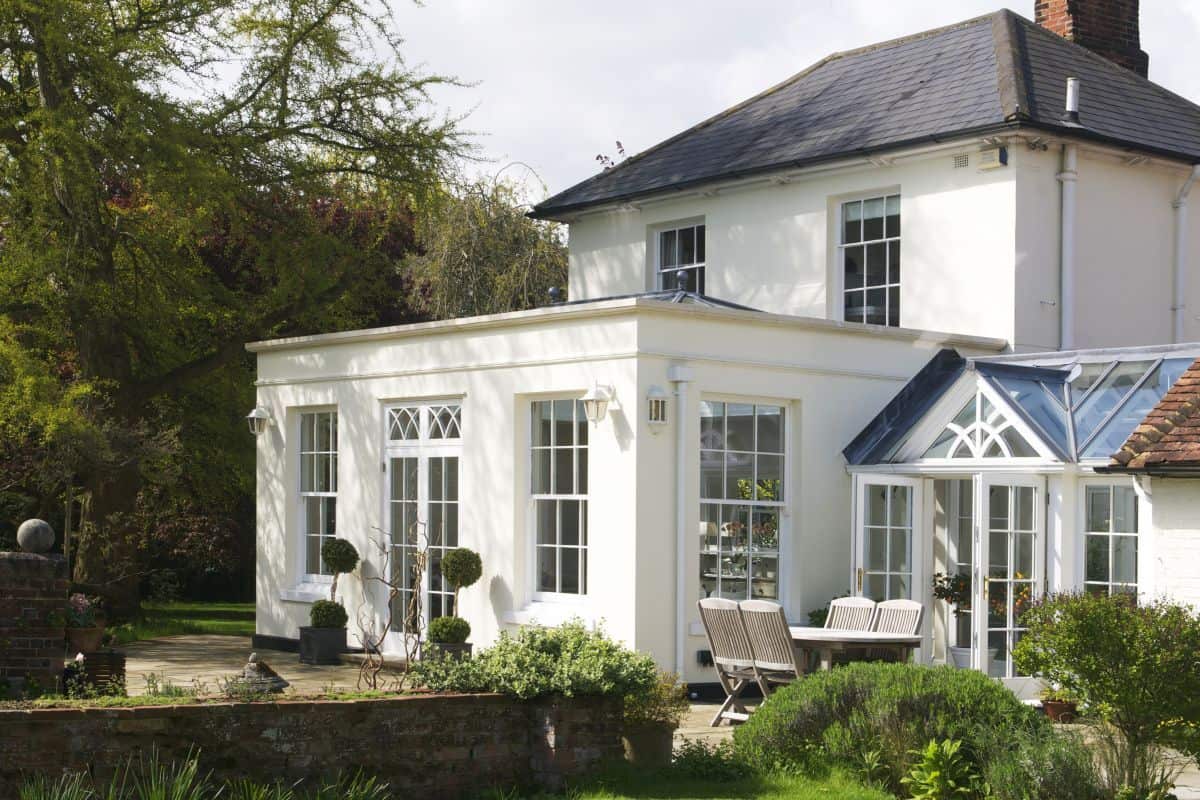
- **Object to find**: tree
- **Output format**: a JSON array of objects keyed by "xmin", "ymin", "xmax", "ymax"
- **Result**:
[
  {"xmin": 0, "ymin": 0, "xmax": 462, "ymax": 612},
  {"xmin": 407, "ymin": 175, "xmax": 567, "ymax": 319}
]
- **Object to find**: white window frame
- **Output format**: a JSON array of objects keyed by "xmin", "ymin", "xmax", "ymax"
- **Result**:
[
  {"xmin": 298, "ymin": 408, "xmax": 338, "ymax": 582},
  {"xmin": 836, "ymin": 192, "xmax": 901, "ymax": 327},
  {"xmin": 529, "ymin": 397, "xmax": 589, "ymax": 601},
  {"xmin": 698, "ymin": 397, "xmax": 791, "ymax": 605},
  {"xmin": 1079, "ymin": 479, "xmax": 1140, "ymax": 596},
  {"xmin": 852, "ymin": 474, "xmax": 923, "ymax": 602},
  {"xmin": 381, "ymin": 401, "xmax": 463, "ymax": 647},
  {"xmin": 653, "ymin": 219, "xmax": 706, "ymax": 293}
]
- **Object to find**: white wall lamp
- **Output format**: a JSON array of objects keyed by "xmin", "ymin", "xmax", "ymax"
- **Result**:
[
  {"xmin": 246, "ymin": 406, "xmax": 274, "ymax": 437},
  {"xmin": 647, "ymin": 385, "xmax": 669, "ymax": 432},
  {"xmin": 581, "ymin": 383, "xmax": 613, "ymax": 426}
]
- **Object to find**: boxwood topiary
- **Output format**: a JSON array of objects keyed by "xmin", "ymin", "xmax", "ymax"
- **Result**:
[
  {"xmin": 310, "ymin": 599, "xmax": 348, "ymax": 629},
  {"xmin": 428, "ymin": 615, "xmax": 471, "ymax": 644},
  {"xmin": 322, "ymin": 538, "xmax": 360, "ymax": 574},
  {"xmin": 733, "ymin": 661, "xmax": 1047, "ymax": 795},
  {"xmin": 440, "ymin": 548, "xmax": 482, "ymax": 608}
]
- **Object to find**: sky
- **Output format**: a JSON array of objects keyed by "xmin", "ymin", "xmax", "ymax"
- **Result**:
[{"xmin": 385, "ymin": 0, "xmax": 1200, "ymax": 200}]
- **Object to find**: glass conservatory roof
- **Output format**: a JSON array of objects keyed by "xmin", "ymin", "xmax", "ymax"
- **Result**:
[{"xmin": 844, "ymin": 344, "xmax": 1200, "ymax": 466}]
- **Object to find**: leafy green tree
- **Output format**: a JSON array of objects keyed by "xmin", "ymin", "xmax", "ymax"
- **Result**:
[
  {"xmin": 407, "ymin": 175, "xmax": 567, "ymax": 319},
  {"xmin": 0, "ymin": 0, "xmax": 462, "ymax": 611}
]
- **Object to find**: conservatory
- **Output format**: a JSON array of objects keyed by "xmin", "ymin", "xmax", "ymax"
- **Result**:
[{"xmin": 842, "ymin": 344, "xmax": 1200, "ymax": 696}]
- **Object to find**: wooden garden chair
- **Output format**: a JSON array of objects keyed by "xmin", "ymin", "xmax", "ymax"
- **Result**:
[
  {"xmin": 825, "ymin": 596, "xmax": 877, "ymax": 630},
  {"xmin": 697, "ymin": 597, "xmax": 756, "ymax": 726},
  {"xmin": 867, "ymin": 598, "xmax": 924, "ymax": 662},
  {"xmin": 739, "ymin": 600, "xmax": 807, "ymax": 695}
]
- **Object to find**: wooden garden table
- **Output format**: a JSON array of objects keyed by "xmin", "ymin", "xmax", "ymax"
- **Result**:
[{"xmin": 788, "ymin": 627, "xmax": 922, "ymax": 672}]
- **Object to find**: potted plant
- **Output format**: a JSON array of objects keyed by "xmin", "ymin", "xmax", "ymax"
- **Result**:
[
  {"xmin": 424, "ymin": 547, "xmax": 482, "ymax": 660},
  {"xmin": 65, "ymin": 593, "xmax": 104, "ymax": 654},
  {"xmin": 622, "ymin": 670, "xmax": 690, "ymax": 767},
  {"xmin": 298, "ymin": 538, "xmax": 359, "ymax": 665},
  {"xmin": 931, "ymin": 572, "xmax": 974, "ymax": 668},
  {"xmin": 1040, "ymin": 686, "xmax": 1079, "ymax": 723}
]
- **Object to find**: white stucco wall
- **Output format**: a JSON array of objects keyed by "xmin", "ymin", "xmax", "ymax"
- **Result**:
[
  {"xmin": 1146, "ymin": 478, "xmax": 1200, "ymax": 607},
  {"xmin": 567, "ymin": 143, "xmax": 1018, "ymax": 344},
  {"xmin": 252, "ymin": 300, "xmax": 1004, "ymax": 684}
]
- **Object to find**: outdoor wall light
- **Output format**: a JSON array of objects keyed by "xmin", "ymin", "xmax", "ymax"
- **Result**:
[
  {"xmin": 581, "ymin": 383, "xmax": 613, "ymax": 425},
  {"xmin": 246, "ymin": 406, "xmax": 274, "ymax": 437},
  {"xmin": 647, "ymin": 385, "xmax": 669, "ymax": 432}
]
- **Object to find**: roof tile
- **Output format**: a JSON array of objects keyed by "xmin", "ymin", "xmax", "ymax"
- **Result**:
[{"xmin": 1112, "ymin": 359, "xmax": 1200, "ymax": 470}]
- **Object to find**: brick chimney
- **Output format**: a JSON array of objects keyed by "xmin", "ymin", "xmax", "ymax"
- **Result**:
[{"xmin": 1034, "ymin": 0, "xmax": 1149, "ymax": 77}]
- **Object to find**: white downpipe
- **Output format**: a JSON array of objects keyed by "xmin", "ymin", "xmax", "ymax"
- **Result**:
[
  {"xmin": 1058, "ymin": 143, "xmax": 1079, "ymax": 350},
  {"xmin": 668, "ymin": 365, "xmax": 693, "ymax": 674},
  {"xmin": 1172, "ymin": 165, "xmax": 1200, "ymax": 343}
]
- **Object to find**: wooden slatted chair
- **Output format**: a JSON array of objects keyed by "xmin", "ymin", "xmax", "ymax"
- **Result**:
[
  {"xmin": 825, "ymin": 596, "xmax": 877, "ymax": 630},
  {"xmin": 867, "ymin": 598, "xmax": 924, "ymax": 662},
  {"xmin": 739, "ymin": 600, "xmax": 806, "ymax": 695},
  {"xmin": 697, "ymin": 598, "xmax": 756, "ymax": 726}
]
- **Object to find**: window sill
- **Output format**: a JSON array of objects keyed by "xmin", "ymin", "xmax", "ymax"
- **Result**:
[
  {"xmin": 280, "ymin": 582, "xmax": 331, "ymax": 604},
  {"xmin": 503, "ymin": 600, "xmax": 597, "ymax": 628}
]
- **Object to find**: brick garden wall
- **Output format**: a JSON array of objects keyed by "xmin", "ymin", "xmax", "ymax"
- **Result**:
[
  {"xmin": 0, "ymin": 552, "xmax": 68, "ymax": 694},
  {"xmin": 0, "ymin": 693, "xmax": 622, "ymax": 797}
]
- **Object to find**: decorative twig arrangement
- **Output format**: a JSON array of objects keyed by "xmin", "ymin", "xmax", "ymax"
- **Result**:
[{"xmin": 355, "ymin": 523, "xmax": 430, "ymax": 691}]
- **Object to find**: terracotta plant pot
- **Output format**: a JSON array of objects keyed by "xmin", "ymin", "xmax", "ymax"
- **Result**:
[
  {"xmin": 1043, "ymin": 699, "xmax": 1078, "ymax": 723},
  {"xmin": 66, "ymin": 627, "xmax": 104, "ymax": 654},
  {"xmin": 298, "ymin": 626, "xmax": 346, "ymax": 665},
  {"xmin": 622, "ymin": 723, "xmax": 676, "ymax": 768}
]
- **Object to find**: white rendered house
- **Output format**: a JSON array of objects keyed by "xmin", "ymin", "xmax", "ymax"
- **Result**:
[{"xmin": 251, "ymin": 2, "xmax": 1200, "ymax": 689}]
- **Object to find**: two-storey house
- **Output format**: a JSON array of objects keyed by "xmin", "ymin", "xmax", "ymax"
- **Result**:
[{"xmin": 249, "ymin": 0, "xmax": 1200, "ymax": 692}]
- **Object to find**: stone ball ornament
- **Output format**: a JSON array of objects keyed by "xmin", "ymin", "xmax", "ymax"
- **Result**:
[{"xmin": 17, "ymin": 518, "xmax": 55, "ymax": 553}]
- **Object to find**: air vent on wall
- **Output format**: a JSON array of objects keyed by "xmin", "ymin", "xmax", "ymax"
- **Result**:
[{"xmin": 953, "ymin": 153, "xmax": 969, "ymax": 169}]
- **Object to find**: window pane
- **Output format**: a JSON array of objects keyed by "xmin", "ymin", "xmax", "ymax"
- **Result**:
[
  {"xmin": 553, "ymin": 399, "xmax": 575, "ymax": 446},
  {"xmin": 1015, "ymin": 532, "xmax": 1034, "ymax": 578},
  {"xmin": 844, "ymin": 246, "xmax": 864, "ymax": 290},
  {"xmin": 756, "ymin": 406, "xmax": 784, "ymax": 453},
  {"xmin": 536, "ymin": 500, "xmax": 557, "ymax": 545},
  {"xmin": 751, "ymin": 508, "xmax": 780, "ymax": 551},
  {"xmin": 752, "ymin": 556, "xmax": 777, "ymax": 599},
  {"xmin": 885, "ymin": 195, "xmax": 901, "ymax": 237},
  {"xmin": 756, "ymin": 454, "xmax": 783, "ymax": 501},
  {"xmin": 890, "ymin": 486, "xmax": 910, "ymax": 527},
  {"xmin": 301, "ymin": 414, "xmax": 315, "ymax": 451},
  {"xmin": 888, "ymin": 240, "xmax": 900, "ymax": 283},
  {"xmin": 726, "ymin": 452, "xmax": 753, "ymax": 500},
  {"xmin": 560, "ymin": 548, "xmax": 580, "ymax": 594},
  {"xmin": 865, "ymin": 288, "xmax": 886, "ymax": 326},
  {"xmin": 888, "ymin": 574, "xmax": 910, "ymax": 600},
  {"xmin": 864, "ymin": 573, "xmax": 887, "ymax": 602},
  {"xmin": 532, "ymin": 449, "xmax": 551, "ymax": 494},
  {"xmin": 537, "ymin": 547, "xmax": 557, "ymax": 592},
  {"xmin": 301, "ymin": 454, "xmax": 315, "ymax": 492},
  {"xmin": 316, "ymin": 413, "xmax": 332, "ymax": 451},
  {"xmin": 866, "ymin": 242, "xmax": 887, "ymax": 286},
  {"xmin": 679, "ymin": 226, "xmax": 696, "ymax": 265},
  {"xmin": 844, "ymin": 290, "xmax": 865, "ymax": 323},
  {"xmin": 1086, "ymin": 534, "xmax": 1109, "ymax": 583},
  {"xmin": 725, "ymin": 403, "xmax": 755, "ymax": 451},
  {"xmin": 696, "ymin": 225, "xmax": 706, "ymax": 263},
  {"xmin": 989, "ymin": 529, "xmax": 1008, "ymax": 578},
  {"xmin": 1113, "ymin": 486, "xmax": 1137, "ymax": 532},
  {"xmin": 887, "ymin": 287, "xmax": 900, "ymax": 327},
  {"xmin": 659, "ymin": 229, "xmax": 677, "ymax": 268},
  {"xmin": 866, "ymin": 527, "xmax": 887, "ymax": 571},
  {"xmin": 560, "ymin": 500, "xmax": 581, "ymax": 546},
  {"xmin": 700, "ymin": 451, "xmax": 723, "ymax": 499},
  {"xmin": 843, "ymin": 200, "xmax": 862, "ymax": 244},
  {"xmin": 866, "ymin": 484, "xmax": 888, "ymax": 526},
  {"xmin": 1016, "ymin": 486, "xmax": 1034, "ymax": 531},
  {"xmin": 1113, "ymin": 535, "xmax": 1137, "ymax": 584},
  {"xmin": 889, "ymin": 529, "xmax": 910, "ymax": 572},
  {"xmin": 575, "ymin": 399, "xmax": 588, "ymax": 447},
  {"xmin": 863, "ymin": 197, "xmax": 885, "ymax": 240},
  {"xmin": 1086, "ymin": 486, "xmax": 1111, "ymax": 532},
  {"xmin": 532, "ymin": 402, "xmax": 553, "ymax": 448},
  {"xmin": 700, "ymin": 401, "xmax": 724, "ymax": 447},
  {"xmin": 1074, "ymin": 361, "xmax": 1154, "ymax": 445},
  {"xmin": 554, "ymin": 448, "xmax": 574, "ymax": 494}
]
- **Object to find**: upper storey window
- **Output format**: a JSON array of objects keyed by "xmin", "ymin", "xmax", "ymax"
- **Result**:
[
  {"xmin": 657, "ymin": 223, "xmax": 705, "ymax": 293},
  {"xmin": 841, "ymin": 195, "xmax": 900, "ymax": 326}
]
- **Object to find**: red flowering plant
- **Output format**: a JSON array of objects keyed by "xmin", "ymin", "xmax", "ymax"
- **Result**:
[{"xmin": 67, "ymin": 593, "xmax": 98, "ymax": 628}]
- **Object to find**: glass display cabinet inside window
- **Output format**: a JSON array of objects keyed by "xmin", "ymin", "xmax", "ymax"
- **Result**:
[{"xmin": 699, "ymin": 401, "xmax": 785, "ymax": 601}]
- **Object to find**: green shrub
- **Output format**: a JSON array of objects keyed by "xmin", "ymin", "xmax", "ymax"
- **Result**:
[
  {"xmin": 309, "ymin": 600, "xmax": 348, "ymax": 629},
  {"xmin": 733, "ymin": 662, "xmax": 1045, "ymax": 794},
  {"xmin": 411, "ymin": 619, "xmax": 656, "ymax": 700},
  {"xmin": 900, "ymin": 739, "xmax": 984, "ymax": 799},
  {"xmin": 672, "ymin": 738, "xmax": 753, "ymax": 781},
  {"xmin": 980, "ymin": 727, "xmax": 1101, "ymax": 800},
  {"xmin": 1015, "ymin": 592, "xmax": 1200, "ymax": 795},
  {"xmin": 624, "ymin": 670, "xmax": 690, "ymax": 729},
  {"xmin": 427, "ymin": 615, "xmax": 470, "ymax": 644}
]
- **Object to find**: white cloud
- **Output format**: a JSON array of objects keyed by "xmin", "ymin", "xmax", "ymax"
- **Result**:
[{"xmin": 386, "ymin": 0, "xmax": 1200, "ymax": 199}]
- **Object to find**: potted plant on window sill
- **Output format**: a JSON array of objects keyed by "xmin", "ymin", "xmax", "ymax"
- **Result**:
[
  {"xmin": 622, "ymin": 670, "xmax": 690, "ymax": 767},
  {"xmin": 299, "ymin": 538, "xmax": 359, "ymax": 665},
  {"xmin": 422, "ymin": 547, "xmax": 483, "ymax": 660},
  {"xmin": 65, "ymin": 593, "xmax": 104, "ymax": 655}
]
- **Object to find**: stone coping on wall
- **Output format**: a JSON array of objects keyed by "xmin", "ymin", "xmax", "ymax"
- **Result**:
[{"xmin": 0, "ymin": 691, "xmax": 623, "ymax": 798}]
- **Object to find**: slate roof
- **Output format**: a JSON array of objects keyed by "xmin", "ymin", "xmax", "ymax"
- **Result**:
[
  {"xmin": 1110, "ymin": 358, "xmax": 1200, "ymax": 472},
  {"xmin": 533, "ymin": 10, "xmax": 1200, "ymax": 220}
]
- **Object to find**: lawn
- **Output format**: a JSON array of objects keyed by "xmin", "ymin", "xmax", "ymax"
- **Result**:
[
  {"xmin": 523, "ymin": 767, "xmax": 888, "ymax": 800},
  {"xmin": 108, "ymin": 600, "xmax": 255, "ymax": 645}
]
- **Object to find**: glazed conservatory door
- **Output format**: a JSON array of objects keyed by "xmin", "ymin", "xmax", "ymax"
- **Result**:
[{"xmin": 975, "ymin": 474, "xmax": 1044, "ymax": 683}]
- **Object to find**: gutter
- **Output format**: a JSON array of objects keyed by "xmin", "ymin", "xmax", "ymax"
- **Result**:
[
  {"xmin": 1173, "ymin": 165, "xmax": 1200, "ymax": 343},
  {"xmin": 1095, "ymin": 463, "xmax": 1200, "ymax": 478}
]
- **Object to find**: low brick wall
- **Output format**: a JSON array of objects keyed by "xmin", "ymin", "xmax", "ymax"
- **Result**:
[
  {"xmin": 0, "ymin": 552, "xmax": 68, "ymax": 694},
  {"xmin": 0, "ymin": 693, "xmax": 622, "ymax": 797}
]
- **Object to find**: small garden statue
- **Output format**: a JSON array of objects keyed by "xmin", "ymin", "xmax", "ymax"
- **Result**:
[
  {"xmin": 241, "ymin": 652, "xmax": 289, "ymax": 693},
  {"xmin": 425, "ymin": 547, "xmax": 482, "ymax": 660}
]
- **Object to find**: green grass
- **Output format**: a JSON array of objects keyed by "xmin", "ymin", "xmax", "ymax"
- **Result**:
[
  {"xmin": 109, "ymin": 600, "xmax": 255, "ymax": 645},
  {"xmin": 506, "ymin": 767, "xmax": 889, "ymax": 800}
]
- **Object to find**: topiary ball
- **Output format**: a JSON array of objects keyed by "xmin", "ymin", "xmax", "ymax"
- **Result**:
[
  {"xmin": 310, "ymin": 599, "xmax": 348, "ymax": 629},
  {"xmin": 440, "ymin": 548, "xmax": 482, "ymax": 591},
  {"xmin": 321, "ymin": 538, "xmax": 359, "ymax": 575},
  {"xmin": 427, "ymin": 615, "xmax": 471, "ymax": 644}
]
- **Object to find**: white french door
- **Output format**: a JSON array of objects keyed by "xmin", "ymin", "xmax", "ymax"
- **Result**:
[
  {"xmin": 382, "ymin": 404, "xmax": 462, "ymax": 652},
  {"xmin": 853, "ymin": 475, "xmax": 924, "ymax": 602},
  {"xmin": 974, "ymin": 473, "xmax": 1044, "ymax": 681}
]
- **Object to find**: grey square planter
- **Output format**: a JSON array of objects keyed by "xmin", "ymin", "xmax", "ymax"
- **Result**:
[{"xmin": 298, "ymin": 626, "xmax": 346, "ymax": 665}]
